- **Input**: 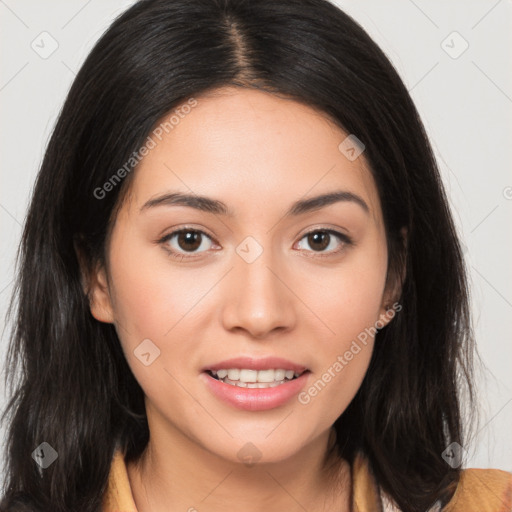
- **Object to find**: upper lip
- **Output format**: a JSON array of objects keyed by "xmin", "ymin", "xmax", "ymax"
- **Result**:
[{"xmin": 202, "ymin": 356, "xmax": 308, "ymax": 374}]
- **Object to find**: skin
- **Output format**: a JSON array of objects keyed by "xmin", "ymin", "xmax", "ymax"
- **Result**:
[{"xmin": 85, "ymin": 86, "xmax": 400, "ymax": 512}]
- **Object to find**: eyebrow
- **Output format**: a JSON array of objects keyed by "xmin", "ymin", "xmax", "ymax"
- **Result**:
[{"xmin": 140, "ymin": 190, "xmax": 370, "ymax": 217}]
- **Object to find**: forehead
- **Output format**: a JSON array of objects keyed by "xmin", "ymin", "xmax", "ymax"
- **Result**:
[{"xmin": 124, "ymin": 86, "xmax": 383, "ymax": 225}]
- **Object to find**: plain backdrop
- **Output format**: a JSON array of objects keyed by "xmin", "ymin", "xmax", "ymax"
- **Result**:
[{"xmin": 1, "ymin": 0, "xmax": 511, "ymax": 482}]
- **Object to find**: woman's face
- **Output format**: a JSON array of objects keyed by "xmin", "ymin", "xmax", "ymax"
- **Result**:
[{"xmin": 89, "ymin": 86, "xmax": 395, "ymax": 464}]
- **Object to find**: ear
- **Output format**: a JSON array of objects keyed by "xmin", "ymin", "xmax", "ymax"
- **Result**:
[
  {"xmin": 377, "ymin": 226, "xmax": 407, "ymax": 328},
  {"xmin": 74, "ymin": 237, "xmax": 115, "ymax": 324}
]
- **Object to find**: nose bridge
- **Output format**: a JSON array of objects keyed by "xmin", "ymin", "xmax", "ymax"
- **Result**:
[{"xmin": 221, "ymin": 235, "xmax": 295, "ymax": 337}]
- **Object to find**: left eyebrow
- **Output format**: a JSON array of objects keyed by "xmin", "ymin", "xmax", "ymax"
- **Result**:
[{"xmin": 139, "ymin": 190, "xmax": 370, "ymax": 216}]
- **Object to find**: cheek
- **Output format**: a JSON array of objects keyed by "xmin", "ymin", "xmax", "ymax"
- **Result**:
[
  {"xmin": 108, "ymin": 230, "xmax": 203, "ymax": 338},
  {"xmin": 106, "ymin": 236, "xmax": 194, "ymax": 381},
  {"xmin": 300, "ymin": 241, "xmax": 388, "ymax": 346},
  {"xmin": 107, "ymin": 234, "xmax": 224, "ymax": 399},
  {"xmin": 106, "ymin": 246, "xmax": 198, "ymax": 407},
  {"xmin": 294, "ymin": 240, "xmax": 387, "ymax": 415}
]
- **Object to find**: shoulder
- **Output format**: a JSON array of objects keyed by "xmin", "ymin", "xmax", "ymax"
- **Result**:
[
  {"xmin": 102, "ymin": 449, "xmax": 138, "ymax": 512},
  {"xmin": 443, "ymin": 467, "xmax": 512, "ymax": 512}
]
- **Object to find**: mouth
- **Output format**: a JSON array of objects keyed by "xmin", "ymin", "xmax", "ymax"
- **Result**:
[
  {"xmin": 200, "ymin": 358, "xmax": 311, "ymax": 411},
  {"xmin": 204, "ymin": 368, "xmax": 310, "ymax": 388}
]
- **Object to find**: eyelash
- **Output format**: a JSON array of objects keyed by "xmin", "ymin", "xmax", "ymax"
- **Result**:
[{"xmin": 157, "ymin": 226, "xmax": 354, "ymax": 261}]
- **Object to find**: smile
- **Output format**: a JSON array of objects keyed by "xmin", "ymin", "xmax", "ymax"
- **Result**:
[{"xmin": 207, "ymin": 368, "xmax": 305, "ymax": 388}]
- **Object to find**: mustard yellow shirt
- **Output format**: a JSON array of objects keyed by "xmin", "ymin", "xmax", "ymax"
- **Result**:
[{"xmin": 102, "ymin": 449, "xmax": 512, "ymax": 511}]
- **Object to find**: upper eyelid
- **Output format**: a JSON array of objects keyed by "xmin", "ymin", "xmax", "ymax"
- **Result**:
[{"xmin": 160, "ymin": 227, "xmax": 217, "ymax": 244}]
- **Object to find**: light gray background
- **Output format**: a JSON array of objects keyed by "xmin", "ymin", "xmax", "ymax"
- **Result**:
[{"xmin": 1, "ymin": 0, "xmax": 511, "ymax": 482}]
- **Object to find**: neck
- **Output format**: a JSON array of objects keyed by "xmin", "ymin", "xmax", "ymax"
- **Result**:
[{"xmin": 126, "ymin": 426, "xmax": 351, "ymax": 512}]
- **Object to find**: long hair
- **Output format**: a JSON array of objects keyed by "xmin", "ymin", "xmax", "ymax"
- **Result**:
[{"xmin": 1, "ymin": 1, "xmax": 475, "ymax": 510}]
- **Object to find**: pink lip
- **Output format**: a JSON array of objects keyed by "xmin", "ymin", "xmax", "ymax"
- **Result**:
[
  {"xmin": 202, "ymin": 356, "xmax": 307, "ymax": 373},
  {"xmin": 200, "ymin": 370, "xmax": 310, "ymax": 411}
]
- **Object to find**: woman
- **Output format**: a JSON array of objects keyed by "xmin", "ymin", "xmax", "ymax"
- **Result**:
[{"xmin": 1, "ymin": 0, "xmax": 511, "ymax": 511}]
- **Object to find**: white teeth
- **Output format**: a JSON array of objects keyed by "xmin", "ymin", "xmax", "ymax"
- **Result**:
[
  {"xmin": 254, "ymin": 369, "xmax": 274, "ymax": 383},
  {"xmin": 227, "ymin": 369, "xmax": 240, "ymax": 380},
  {"xmin": 222, "ymin": 378, "xmax": 288, "ymax": 388},
  {"xmin": 274, "ymin": 369, "xmax": 286, "ymax": 380},
  {"xmin": 239, "ymin": 369, "xmax": 257, "ymax": 382},
  {"xmin": 209, "ymin": 368, "xmax": 304, "ymax": 386}
]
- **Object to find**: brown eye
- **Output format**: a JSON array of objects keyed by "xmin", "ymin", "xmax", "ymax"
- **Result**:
[
  {"xmin": 160, "ymin": 228, "xmax": 215, "ymax": 258},
  {"xmin": 306, "ymin": 231, "xmax": 330, "ymax": 251},
  {"xmin": 296, "ymin": 229, "xmax": 352, "ymax": 255},
  {"xmin": 176, "ymin": 230, "xmax": 202, "ymax": 252}
]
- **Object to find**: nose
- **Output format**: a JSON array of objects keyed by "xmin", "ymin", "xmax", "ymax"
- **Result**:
[{"xmin": 220, "ymin": 248, "xmax": 296, "ymax": 339}]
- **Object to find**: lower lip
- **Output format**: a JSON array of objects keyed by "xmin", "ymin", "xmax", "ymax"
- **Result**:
[{"xmin": 201, "ymin": 371, "xmax": 310, "ymax": 411}]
